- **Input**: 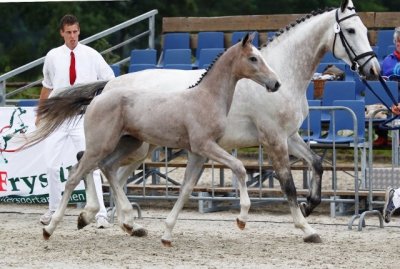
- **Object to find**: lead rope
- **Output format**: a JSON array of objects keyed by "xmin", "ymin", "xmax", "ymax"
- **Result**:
[{"xmin": 362, "ymin": 75, "xmax": 400, "ymax": 130}]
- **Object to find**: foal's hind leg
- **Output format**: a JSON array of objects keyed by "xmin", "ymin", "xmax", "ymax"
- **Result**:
[
  {"xmin": 43, "ymin": 158, "xmax": 97, "ymax": 239},
  {"xmin": 266, "ymin": 139, "xmax": 321, "ymax": 243},
  {"xmin": 99, "ymin": 136, "xmax": 149, "ymax": 237},
  {"xmin": 288, "ymin": 133, "xmax": 323, "ymax": 217},
  {"xmin": 161, "ymin": 152, "xmax": 207, "ymax": 247}
]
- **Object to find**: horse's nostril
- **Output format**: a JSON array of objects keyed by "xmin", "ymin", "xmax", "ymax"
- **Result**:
[{"xmin": 274, "ymin": 81, "xmax": 281, "ymax": 91}]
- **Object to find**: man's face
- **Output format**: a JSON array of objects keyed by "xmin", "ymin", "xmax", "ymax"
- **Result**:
[{"xmin": 60, "ymin": 23, "xmax": 80, "ymax": 50}]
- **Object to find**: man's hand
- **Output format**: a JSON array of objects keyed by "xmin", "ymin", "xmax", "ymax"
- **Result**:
[{"xmin": 391, "ymin": 104, "xmax": 400, "ymax": 115}]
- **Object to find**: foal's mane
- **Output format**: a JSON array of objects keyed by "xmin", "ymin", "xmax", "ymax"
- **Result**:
[
  {"xmin": 265, "ymin": 7, "xmax": 335, "ymax": 46},
  {"xmin": 189, "ymin": 52, "xmax": 224, "ymax": 89}
]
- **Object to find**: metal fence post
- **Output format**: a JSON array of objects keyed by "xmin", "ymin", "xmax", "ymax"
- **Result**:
[
  {"xmin": 0, "ymin": 80, "xmax": 5, "ymax": 106},
  {"xmin": 148, "ymin": 14, "xmax": 155, "ymax": 49}
]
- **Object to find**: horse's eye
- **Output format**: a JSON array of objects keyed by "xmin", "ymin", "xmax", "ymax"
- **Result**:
[
  {"xmin": 346, "ymin": 28, "xmax": 355, "ymax": 34},
  {"xmin": 249, "ymin": 56, "xmax": 257, "ymax": 62}
]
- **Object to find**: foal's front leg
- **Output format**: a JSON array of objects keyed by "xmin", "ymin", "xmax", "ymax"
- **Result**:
[
  {"xmin": 198, "ymin": 141, "xmax": 250, "ymax": 229},
  {"xmin": 161, "ymin": 152, "xmax": 207, "ymax": 247}
]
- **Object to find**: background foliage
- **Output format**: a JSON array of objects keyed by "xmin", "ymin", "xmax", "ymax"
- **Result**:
[{"xmin": 0, "ymin": 0, "xmax": 399, "ymax": 78}]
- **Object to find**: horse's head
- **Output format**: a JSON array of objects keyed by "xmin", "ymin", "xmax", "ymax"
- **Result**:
[
  {"xmin": 235, "ymin": 32, "xmax": 281, "ymax": 92},
  {"xmin": 331, "ymin": 0, "xmax": 380, "ymax": 79}
]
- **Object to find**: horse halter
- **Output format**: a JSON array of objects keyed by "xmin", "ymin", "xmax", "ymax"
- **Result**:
[{"xmin": 332, "ymin": 7, "xmax": 376, "ymax": 76}]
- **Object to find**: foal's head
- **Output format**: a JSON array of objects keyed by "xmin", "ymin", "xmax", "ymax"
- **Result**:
[{"xmin": 232, "ymin": 33, "xmax": 281, "ymax": 92}]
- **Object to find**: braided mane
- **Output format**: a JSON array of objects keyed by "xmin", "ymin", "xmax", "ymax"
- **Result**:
[
  {"xmin": 265, "ymin": 7, "xmax": 335, "ymax": 46},
  {"xmin": 189, "ymin": 52, "xmax": 224, "ymax": 89}
]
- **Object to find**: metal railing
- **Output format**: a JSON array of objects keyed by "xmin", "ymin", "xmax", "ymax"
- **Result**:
[{"xmin": 0, "ymin": 9, "xmax": 158, "ymax": 106}]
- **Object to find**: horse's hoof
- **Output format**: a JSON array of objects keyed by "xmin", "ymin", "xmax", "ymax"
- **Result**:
[
  {"xmin": 43, "ymin": 228, "xmax": 51, "ymax": 240},
  {"xmin": 236, "ymin": 218, "xmax": 246, "ymax": 230},
  {"xmin": 132, "ymin": 228, "xmax": 148, "ymax": 237},
  {"xmin": 77, "ymin": 214, "xmax": 89, "ymax": 230},
  {"xmin": 161, "ymin": 239, "xmax": 172, "ymax": 247},
  {"xmin": 303, "ymin": 233, "xmax": 322, "ymax": 243}
]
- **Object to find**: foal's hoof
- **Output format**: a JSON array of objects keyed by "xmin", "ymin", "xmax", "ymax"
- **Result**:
[
  {"xmin": 303, "ymin": 233, "xmax": 322, "ymax": 243},
  {"xmin": 77, "ymin": 213, "xmax": 90, "ymax": 230},
  {"xmin": 43, "ymin": 228, "xmax": 51, "ymax": 240},
  {"xmin": 236, "ymin": 218, "xmax": 246, "ymax": 230},
  {"xmin": 132, "ymin": 228, "xmax": 148, "ymax": 237},
  {"xmin": 161, "ymin": 239, "xmax": 172, "ymax": 247},
  {"xmin": 123, "ymin": 223, "xmax": 148, "ymax": 237}
]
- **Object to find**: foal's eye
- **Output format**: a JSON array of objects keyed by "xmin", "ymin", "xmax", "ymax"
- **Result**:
[
  {"xmin": 346, "ymin": 28, "xmax": 355, "ymax": 34},
  {"xmin": 249, "ymin": 56, "xmax": 257, "ymax": 62}
]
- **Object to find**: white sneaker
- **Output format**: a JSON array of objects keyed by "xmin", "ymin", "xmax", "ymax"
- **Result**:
[
  {"xmin": 40, "ymin": 210, "xmax": 55, "ymax": 225},
  {"xmin": 96, "ymin": 216, "xmax": 111, "ymax": 229}
]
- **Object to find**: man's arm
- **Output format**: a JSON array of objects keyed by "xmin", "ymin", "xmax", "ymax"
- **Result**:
[{"xmin": 35, "ymin": 86, "xmax": 52, "ymax": 126}]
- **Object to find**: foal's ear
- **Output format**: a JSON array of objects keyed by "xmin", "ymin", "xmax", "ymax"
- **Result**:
[
  {"xmin": 241, "ymin": 32, "xmax": 255, "ymax": 47},
  {"xmin": 340, "ymin": 0, "xmax": 349, "ymax": 12}
]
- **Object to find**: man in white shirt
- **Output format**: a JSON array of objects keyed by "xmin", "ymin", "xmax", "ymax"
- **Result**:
[{"xmin": 37, "ymin": 14, "xmax": 115, "ymax": 228}]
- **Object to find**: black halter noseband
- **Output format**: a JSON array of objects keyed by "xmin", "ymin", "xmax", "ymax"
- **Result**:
[{"xmin": 332, "ymin": 7, "xmax": 400, "ymax": 130}]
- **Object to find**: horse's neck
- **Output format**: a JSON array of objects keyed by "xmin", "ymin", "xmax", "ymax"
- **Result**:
[
  {"xmin": 196, "ymin": 54, "xmax": 238, "ymax": 111},
  {"xmin": 264, "ymin": 10, "xmax": 335, "ymax": 93}
]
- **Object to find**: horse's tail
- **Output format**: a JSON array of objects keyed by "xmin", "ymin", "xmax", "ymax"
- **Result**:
[{"xmin": 21, "ymin": 80, "xmax": 108, "ymax": 150}]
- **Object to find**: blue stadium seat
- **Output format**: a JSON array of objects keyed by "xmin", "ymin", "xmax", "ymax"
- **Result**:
[
  {"xmin": 314, "ymin": 100, "xmax": 365, "ymax": 144},
  {"xmin": 162, "ymin": 49, "xmax": 192, "ymax": 69},
  {"xmin": 164, "ymin": 64, "xmax": 193, "ymax": 70},
  {"xmin": 110, "ymin": 64, "xmax": 120, "ymax": 77},
  {"xmin": 17, "ymin": 99, "xmax": 38, "ymax": 107},
  {"xmin": 300, "ymin": 100, "xmax": 322, "ymax": 142},
  {"xmin": 160, "ymin": 32, "xmax": 191, "ymax": 65},
  {"xmin": 320, "ymin": 80, "xmax": 356, "ymax": 122},
  {"xmin": 197, "ymin": 48, "xmax": 225, "ymax": 69},
  {"xmin": 364, "ymin": 80, "xmax": 398, "ymax": 106},
  {"xmin": 129, "ymin": 49, "xmax": 157, "ymax": 73},
  {"xmin": 231, "ymin": 31, "xmax": 259, "ymax": 47},
  {"xmin": 376, "ymin": 29, "xmax": 395, "ymax": 60},
  {"xmin": 194, "ymin": 32, "xmax": 225, "ymax": 68},
  {"xmin": 306, "ymin": 81, "xmax": 314, "ymax": 100}
]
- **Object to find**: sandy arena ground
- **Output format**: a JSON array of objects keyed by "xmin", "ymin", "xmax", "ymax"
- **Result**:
[{"xmin": 1, "ymin": 202, "xmax": 399, "ymax": 269}]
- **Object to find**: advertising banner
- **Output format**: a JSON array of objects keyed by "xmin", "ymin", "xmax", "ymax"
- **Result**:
[{"xmin": 0, "ymin": 106, "xmax": 86, "ymax": 203}]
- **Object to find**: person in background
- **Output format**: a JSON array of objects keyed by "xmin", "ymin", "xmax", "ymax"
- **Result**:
[
  {"xmin": 37, "ymin": 14, "xmax": 115, "ymax": 228},
  {"xmin": 373, "ymin": 27, "xmax": 400, "ymax": 147}
]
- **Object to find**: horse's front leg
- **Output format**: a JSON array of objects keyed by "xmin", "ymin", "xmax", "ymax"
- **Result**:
[
  {"xmin": 198, "ymin": 141, "xmax": 250, "ymax": 229},
  {"xmin": 288, "ymin": 133, "xmax": 323, "ymax": 216},
  {"xmin": 161, "ymin": 152, "xmax": 207, "ymax": 247},
  {"xmin": 43, "ymin": 161, "xmax": 92, "ymax": 239},
  {"xmin": 267, "ymin": 139, "xmax": 322, "ymax": 243}
]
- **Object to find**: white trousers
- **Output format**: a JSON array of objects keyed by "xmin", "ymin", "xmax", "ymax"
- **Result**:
[{"xmin": 44, "ymin": 116, "xmax": 107, "ymax": 218}]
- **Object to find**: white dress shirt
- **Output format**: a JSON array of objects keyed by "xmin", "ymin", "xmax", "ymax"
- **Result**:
[{"xmin": 42, "ymin": 43, "xmax": 114, "ymax": 92}]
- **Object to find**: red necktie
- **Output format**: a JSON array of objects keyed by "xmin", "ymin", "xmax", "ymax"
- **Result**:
[{"xmin": 69, "ymin": 51, "xmax": 76, "ymax": 85}]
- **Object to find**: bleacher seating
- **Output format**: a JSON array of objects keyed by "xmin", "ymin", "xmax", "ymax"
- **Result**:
[
  {"xmin": 316, "ymin": 62, "xmax": 354, "ymax": 81},
  {"xmin": 110, "ymin": 64, "xmax": 120, "ymax": 76},
  {"xmin": 320, "ymin": 80, "xmax": 356, "ymax": 122},
  {"xmin": 320, "ymin": 52, "xmax": 340, "ymax": 63},
  {"xmin": 376, "ymin": 29, "xmax": 395, "ymax": 60},
  {"xmin": 194, "ymin": 31, "xmax": 225, "ymax": 68},
  {"xmin": 364, "ymin": 80, "xmax": 399, "ymax": 106},
  {"xmin": 129, "ymin": 49, "xmax": 157, "ymax": 72},
  {"xmin": 160, "ymin": 32, "xmax": 191, "ymax": 65},
  {"xmin": 162, "ymin": 48, "xmax": 192, "ymax": 70},
  {"xmin": 17, "ymin": 99, "xmax": 38, "ymax": 107},
  {"xmin": 197, "ymin": 48, "xmax": 225, "ymax": 69},
  {"xmin": 300, "ymin": 99, "xmax": 322, "ymax": 142}
]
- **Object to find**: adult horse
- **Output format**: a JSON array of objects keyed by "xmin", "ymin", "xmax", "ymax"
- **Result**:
[
  {"xmin": 30, "ymin": 34, "xmax": 280, "ymax": 245},
  {"xmin": 95, "ymin": 0, "xmax": 379, "ymax": 244}
]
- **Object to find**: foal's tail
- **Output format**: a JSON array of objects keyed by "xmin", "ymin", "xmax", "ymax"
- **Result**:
[{"xmin": 21, "ymin": 80, "xmax": 109, "ymax": 150}]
